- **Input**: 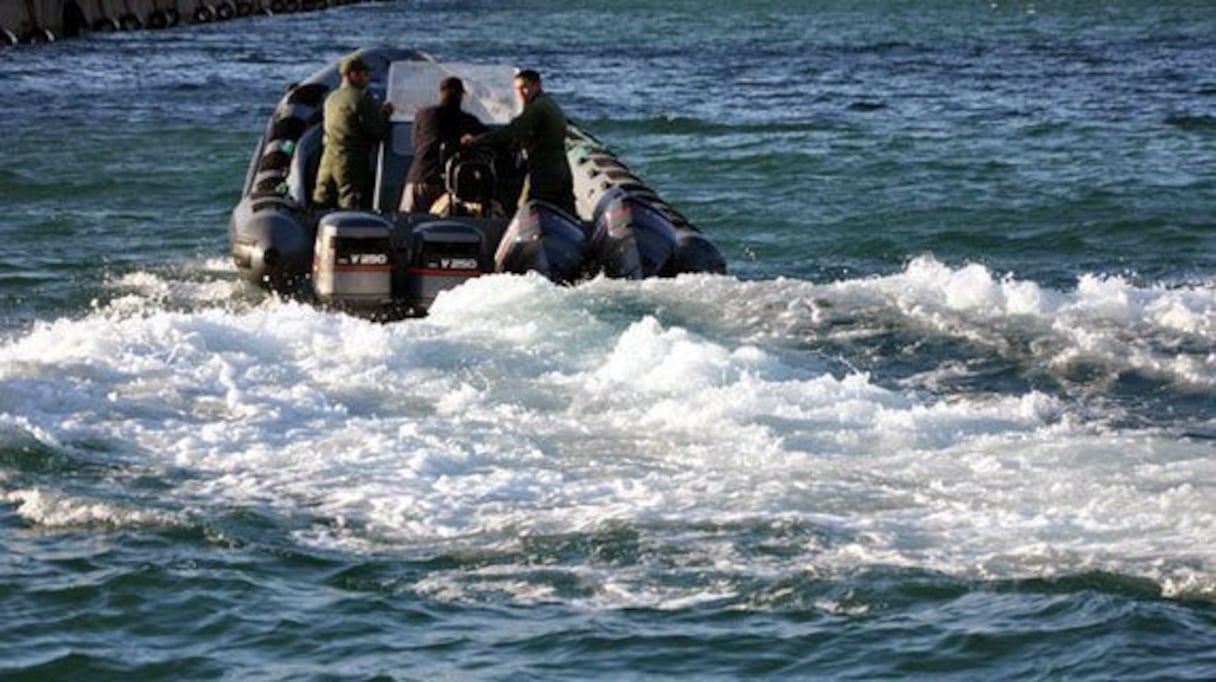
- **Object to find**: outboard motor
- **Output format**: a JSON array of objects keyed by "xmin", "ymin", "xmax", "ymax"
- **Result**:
[
  {"xmin": 590, "ymin": 187, "xmax": 679, "ymax": 279},
  {"xmin": 404, "ymin": 221, "xmax": 486, "ymax": 314},
  {"xmin": 495, "ymin": 200, "xmax": 588, "ymax": 283},
  {"xmin": 312, "ymin": 212, "xmax": 394, "ymax": 311}
]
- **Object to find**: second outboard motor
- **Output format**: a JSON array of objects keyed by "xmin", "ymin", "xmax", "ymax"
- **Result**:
[
  {"xmin": 312, "ymin": 212, "xmax": 394, "ymax": 311},
  {"xmin": 589, "ymin": 187, "xmax": 679, "ymax": 279},
  {"xmin": 404, "ymin": 221, "xmax": 486, "ymax": 314},
  {"xmin": 495, "ymin": 201, "xmax": 588, "ymax": 283}
]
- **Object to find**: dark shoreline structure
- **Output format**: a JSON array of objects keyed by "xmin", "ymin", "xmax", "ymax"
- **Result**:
[{"xmin": 1, "ymin": 0, "xmax": 367, "ymax": 46}]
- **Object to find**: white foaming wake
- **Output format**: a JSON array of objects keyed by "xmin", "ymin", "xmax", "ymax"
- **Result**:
[
  {"xmin": 852, "ymin": 257, "xmax": 1216, "ymax": 389},
  {"xmin": 619, "ymin": 255, "xmax": 1216, "ymax": 391},
  {"xmin": 0, "ymin": 263, "xmax": 1212, "ymax": 606}
]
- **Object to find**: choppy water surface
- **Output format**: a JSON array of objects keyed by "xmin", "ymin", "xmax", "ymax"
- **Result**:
[{"xmin": 2, "ymin": 1, "xmax": 1215, "ymax": 678}]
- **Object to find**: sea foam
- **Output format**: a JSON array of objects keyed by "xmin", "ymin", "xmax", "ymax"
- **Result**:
[{"xmin": 1, "ymin": 263, "xmax": 1213, "ymax": 604}]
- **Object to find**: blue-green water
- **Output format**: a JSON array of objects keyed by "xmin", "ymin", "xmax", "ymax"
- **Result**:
[{"xmin": 2, "ymin": 1, "xmax": 1215, "ymax": 678}]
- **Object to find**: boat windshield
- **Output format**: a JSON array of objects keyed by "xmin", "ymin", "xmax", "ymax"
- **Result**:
[{"xmin": 386, "ymin": 61, "xmax": 521, "ymax": 125}]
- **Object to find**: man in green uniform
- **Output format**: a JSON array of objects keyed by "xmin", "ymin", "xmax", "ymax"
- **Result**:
[
  {"xmin": 313, "ymin": 55, "xmax": 394, "ymax": 210},
  {"xmin": 461, "ymin": 69, "xmax": 575, "ymax": 215}
]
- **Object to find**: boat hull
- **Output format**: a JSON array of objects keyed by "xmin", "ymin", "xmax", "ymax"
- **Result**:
[{"xmin": 228, "ymin": 47, "xmax": 726, "ymax": 318}]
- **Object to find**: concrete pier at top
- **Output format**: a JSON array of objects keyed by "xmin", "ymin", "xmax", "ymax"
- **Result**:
[{"xmin": 1, "ymin": 0, "xmax": 367, "ymax": 45}]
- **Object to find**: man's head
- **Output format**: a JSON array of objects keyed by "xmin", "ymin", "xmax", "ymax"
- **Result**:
[
  {"xmin": 513, "ymin": 69, "xmax": 543, "ymax": 104},
  {"xmin": 439, "ymin": 77, "xmax": 465, "ymax": 108},
  {"xmin": 340, "ymin": 55, "xmax": 372, "ymax": 87}
]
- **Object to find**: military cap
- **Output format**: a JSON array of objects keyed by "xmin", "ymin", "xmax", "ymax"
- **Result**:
[{"xmin": 340, "ymin": 55, "xmax": 371, "ymax": 75}]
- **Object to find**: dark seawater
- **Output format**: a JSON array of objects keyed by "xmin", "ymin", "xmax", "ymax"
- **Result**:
[{"xmin": 2, "ymin": 0, "xmax": 1215, "ymax": 678}]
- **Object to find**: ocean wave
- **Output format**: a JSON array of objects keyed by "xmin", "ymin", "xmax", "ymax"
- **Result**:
[{"xmin": 2, "ymin": 487, "xmax": 181, "ymax": 530}]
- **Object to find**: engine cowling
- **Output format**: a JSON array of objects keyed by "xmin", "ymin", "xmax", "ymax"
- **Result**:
[
  {"xmin": 403, "ymin": 220, "xmax": 486, "ymax": 314},
  {"xmin": 312, "ymin": 212, "xmax": 394, "ymax": 310}
]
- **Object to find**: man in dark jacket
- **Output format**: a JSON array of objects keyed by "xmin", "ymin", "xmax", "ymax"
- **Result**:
[
  {"xmin": 400, "ymin": 77, "xmax": 487, "ymax": 213},
  {"xmin": 313, "ymin": 55, "xmax": 393, "ymax": 210},
  {"xmin": 461, "ymin": 69, "xmax": 575, "ymax": 215}
]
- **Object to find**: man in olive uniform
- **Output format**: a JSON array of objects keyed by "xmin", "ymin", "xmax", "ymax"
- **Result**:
[
  {"xmin": 313, "ymin": 55, "xmax": 394, "ymax": 210},
  {"xmin": 461, "ymin": 69, "xmax": 575, "ymax": 215}
]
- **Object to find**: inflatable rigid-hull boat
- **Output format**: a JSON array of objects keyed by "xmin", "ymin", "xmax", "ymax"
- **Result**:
[{"xmin": 228, "ymin": 47, "xmax": 726, "ymax": 318}]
